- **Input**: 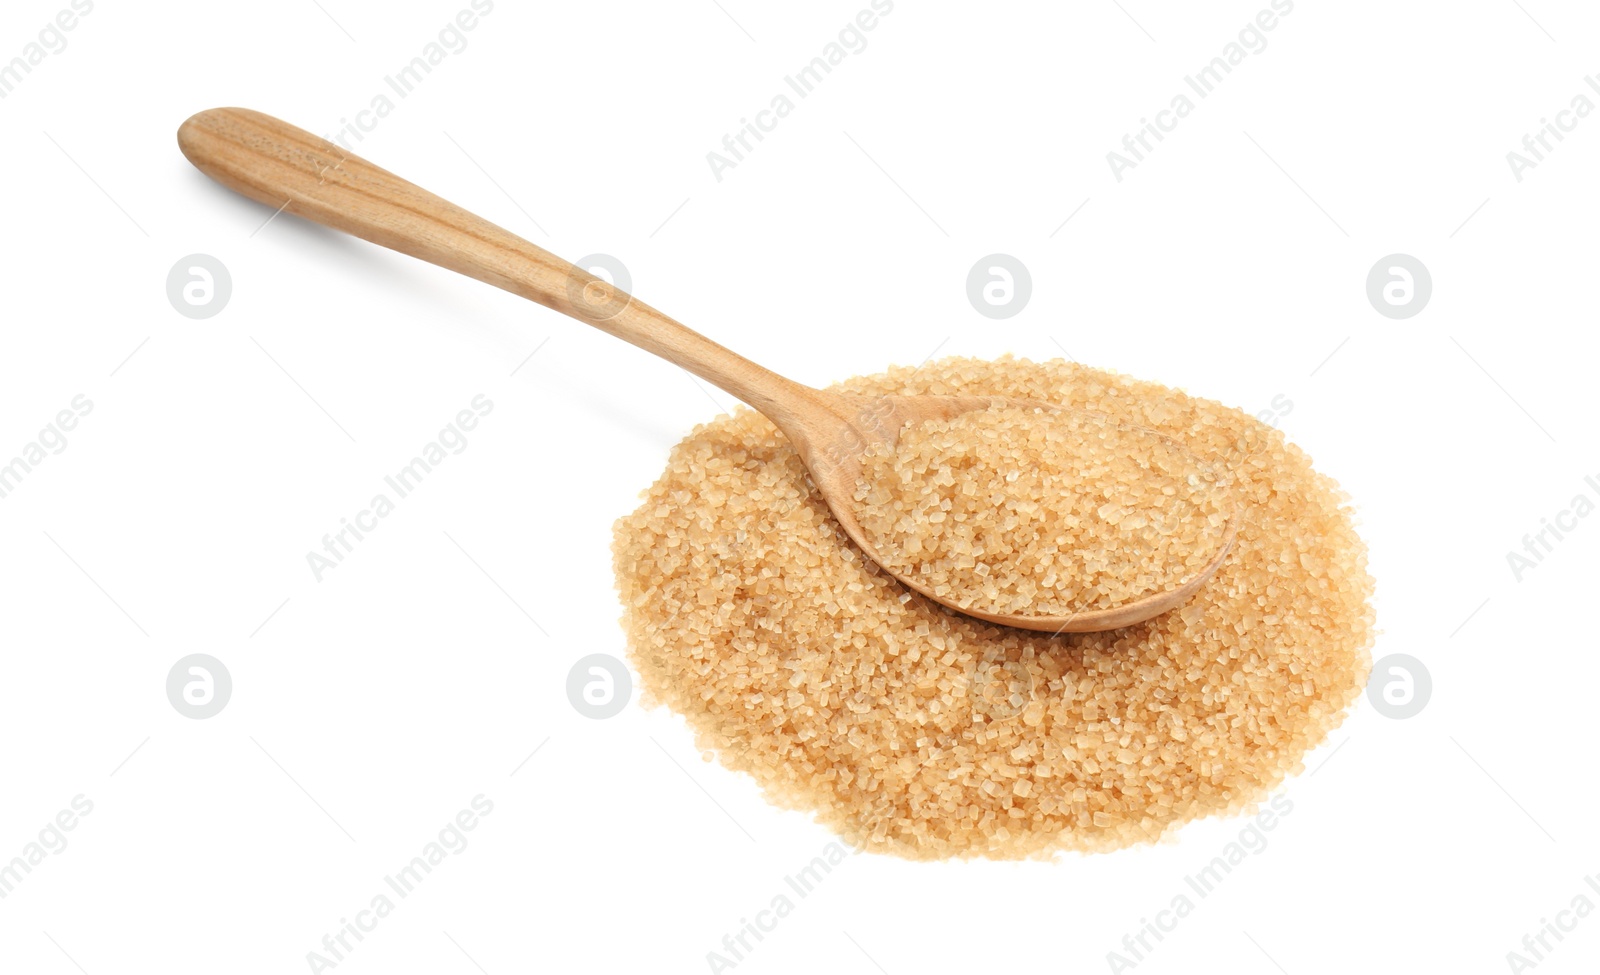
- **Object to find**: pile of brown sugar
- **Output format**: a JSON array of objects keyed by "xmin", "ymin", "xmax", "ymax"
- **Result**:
[
  {"xmin": 852, "ymin": 404, "xmax": 1233, "ymax": 618},
  {"xmin": 613, "ymin": 357, "xmax": 1374, "ymax": 860}
]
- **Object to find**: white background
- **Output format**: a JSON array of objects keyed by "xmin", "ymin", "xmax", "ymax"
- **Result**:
[{"xmin": 2, "ymin": 1, "xmax": 1597, "ymax": 973}]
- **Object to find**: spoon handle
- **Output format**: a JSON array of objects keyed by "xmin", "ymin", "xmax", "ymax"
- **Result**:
[{"xmin": 178, "ymin": 108, "xmax": 819, "ymax": 421}]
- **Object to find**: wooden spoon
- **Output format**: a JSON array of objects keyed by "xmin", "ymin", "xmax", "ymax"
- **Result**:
[{"xmin": 177, "ymin": 107, "xmax": 1234, "ymax": 633}]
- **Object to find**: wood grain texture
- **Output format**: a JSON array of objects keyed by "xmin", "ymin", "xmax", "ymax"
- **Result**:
[{"xmin": 177, "ymin": 107, "xmax": 821, "ymax": 424}]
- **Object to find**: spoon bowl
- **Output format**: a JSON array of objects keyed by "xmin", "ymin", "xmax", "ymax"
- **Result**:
[
  {"xmin": 807, "ymin": 393, "xmax": 1238, "ymax": 632},
  {"xmin": 177, "ymin": 107, "xmax": 1234, "ymax": 632}
]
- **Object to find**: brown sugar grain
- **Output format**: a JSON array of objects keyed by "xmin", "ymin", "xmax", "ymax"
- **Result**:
[
  {"xmin": 613, "ymin": 357, "xmax": 1375, "ymax": 860},
  {"xmin": 852, "ymin": 404, "xmax": 1233, "ymax": 618}
]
